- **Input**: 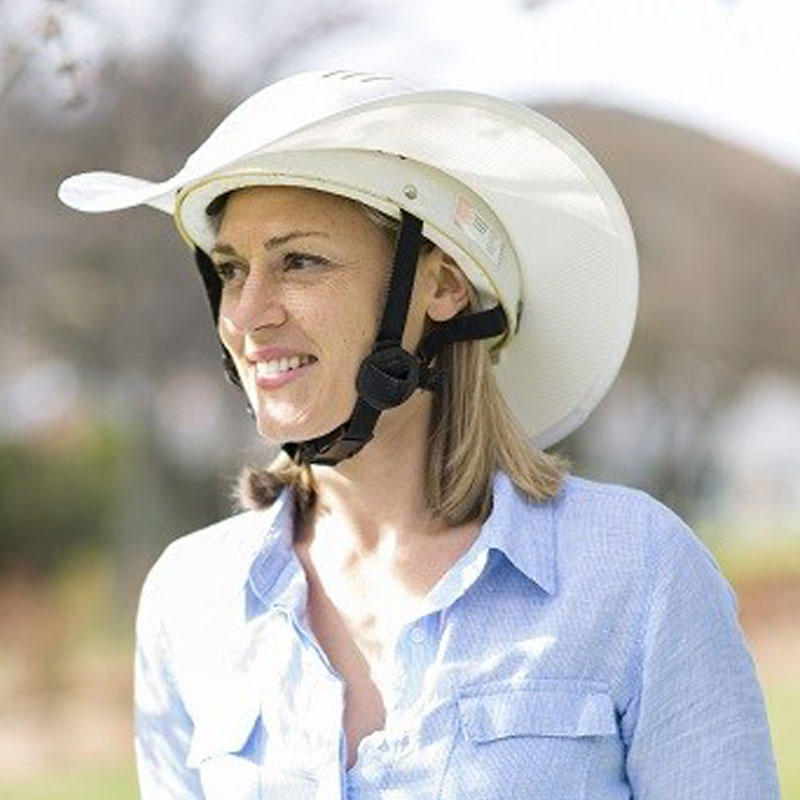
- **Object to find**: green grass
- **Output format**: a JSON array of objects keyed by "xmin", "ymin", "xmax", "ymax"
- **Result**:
[
  {"xmin": 707, "ymin": 536, "xmax": 800, "ymax": 584},
  {"xmin": 0, "ymin": 762, "xmax": 137, "ymax": 800},
  {"xmin": 764, "ymin": 678, "xmax": 800, "ymax": 799}
]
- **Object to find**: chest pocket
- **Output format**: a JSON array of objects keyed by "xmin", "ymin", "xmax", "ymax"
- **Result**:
[
  {"xmin": 186, "ymin": 701, "xmax": 321, "ymax": 800},
  {"xmin": 441, "ymin": 683, "xmax": 619, "ymax": 800}
]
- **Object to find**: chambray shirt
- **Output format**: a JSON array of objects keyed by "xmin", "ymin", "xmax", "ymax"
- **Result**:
[{"xmin": 134, "ymin": 472, "xmax": 780, "ymax": 799}]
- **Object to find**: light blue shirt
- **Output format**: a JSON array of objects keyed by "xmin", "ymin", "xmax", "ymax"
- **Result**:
[{"xmin": 134, "ymin": 472, "xmax": 780, "ymax": 799}]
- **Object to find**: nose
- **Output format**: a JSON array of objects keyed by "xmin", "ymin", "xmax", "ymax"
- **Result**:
[{"xmin": 219, "ymin": 271, "xmax": 287, "ymax": 336}]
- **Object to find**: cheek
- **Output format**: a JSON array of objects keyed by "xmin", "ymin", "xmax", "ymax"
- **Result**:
[{"xmin": 292, "ymin": 279, "xmax": 381, "ymax": 356}]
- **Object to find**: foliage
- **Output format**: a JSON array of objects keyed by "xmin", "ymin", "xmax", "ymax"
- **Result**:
[
  {"xmin": 0, "ymin": 426, "xmax": 119, "ymax": 576},
  {"xmin": 0, "ymin": 762, "xmax": 138, "ymax": 800},
  {"xmin": 764, "ymin": 679, "xmax": 800, "ymax": 798}
]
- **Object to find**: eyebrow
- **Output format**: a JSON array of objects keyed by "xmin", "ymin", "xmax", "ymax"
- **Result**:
[{"xmin": 210, "ymin": 231, "xmax": 330, "ymax": 259}]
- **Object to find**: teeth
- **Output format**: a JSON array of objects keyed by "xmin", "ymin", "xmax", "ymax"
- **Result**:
[{"xmin": 256, "ymin": 354, "xmax": 315, "ymax": 377}]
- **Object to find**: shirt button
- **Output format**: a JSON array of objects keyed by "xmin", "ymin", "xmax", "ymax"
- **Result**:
[{"xmin": 409, "ymin": 625, "xmax": 426, "ymax": 644}]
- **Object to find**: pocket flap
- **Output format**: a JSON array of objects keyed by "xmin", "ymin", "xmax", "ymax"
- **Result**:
[
  {"xmin": 459, "ymin": 686, "xmax": 617, "ymax": 743},
  {"xmin": 186, "ymin": 699, "xmax": 261, "ymax": 768}
]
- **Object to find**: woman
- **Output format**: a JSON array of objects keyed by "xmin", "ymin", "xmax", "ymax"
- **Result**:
[{"xmin": 59, "ymin": 70, "xmax": 779, "ymax": 799}]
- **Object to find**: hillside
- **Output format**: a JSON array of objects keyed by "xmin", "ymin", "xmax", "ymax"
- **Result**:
[{"xmin": 542, "ymin": 104, "xmax": 800, "ymax": 378}]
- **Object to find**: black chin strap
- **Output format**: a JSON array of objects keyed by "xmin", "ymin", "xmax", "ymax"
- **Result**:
[
  {"xmin": 285, "ymin": 211, "xmax": 428, "ymax": 465},
  {"xmin": 193, "ymin": 210, "xmax": 508, "ymax": 466}
]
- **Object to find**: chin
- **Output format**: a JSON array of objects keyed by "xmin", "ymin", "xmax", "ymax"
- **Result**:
[{"xmin": 253, "ymin": 405, "xmax": 350, "ymax": 445}]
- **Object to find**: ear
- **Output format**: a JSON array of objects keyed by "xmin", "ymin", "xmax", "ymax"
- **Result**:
[{"xmin": 422, "ymin": 247, "xmax": 472, "ymax": 322}]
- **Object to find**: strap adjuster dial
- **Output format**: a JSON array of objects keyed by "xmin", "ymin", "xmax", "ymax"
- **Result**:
[{"xmin": 356, "ymin": 345, "xmax": 420, "ymax": 411}]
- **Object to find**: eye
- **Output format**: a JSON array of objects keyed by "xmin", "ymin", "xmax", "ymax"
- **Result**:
[
  {"xmin": 213, "ymin": 261, "xmax": 245, "ymax": 283},
  {"xmin": 283, "ymin": 251, "xmax": 329, "ymax": 271}
]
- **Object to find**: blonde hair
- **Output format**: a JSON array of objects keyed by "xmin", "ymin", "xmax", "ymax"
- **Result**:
[{"xmin": 235, "ymin": 200, "xmax": 568, "ymax": 524}]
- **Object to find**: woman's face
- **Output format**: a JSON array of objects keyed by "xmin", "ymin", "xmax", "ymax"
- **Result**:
[{"xmin": 213, "ymin": 186, "xmax": 399, "ymax": 443}]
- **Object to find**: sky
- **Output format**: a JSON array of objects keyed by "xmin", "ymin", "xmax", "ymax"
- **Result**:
[
  {"xmin": 23, "ymin": 0, "xmax": 799, "ymax": 173},
  {"xmin": 274, "ymin": 0, "xmax": 800, "ymax": 172}
]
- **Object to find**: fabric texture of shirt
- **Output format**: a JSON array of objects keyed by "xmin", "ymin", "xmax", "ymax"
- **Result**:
[{"xmin": 134, "ymin": 472, "xmax": 780, "ymax": 799}]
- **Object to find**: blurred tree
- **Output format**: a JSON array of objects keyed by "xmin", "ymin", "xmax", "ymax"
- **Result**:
[
  {"xmin": 0, "ymin": 0, "xmax": 87, "ymax": 108},
  {"xmin": 0, "ymin": 425, "xmax": 118, "ymax": 576}
]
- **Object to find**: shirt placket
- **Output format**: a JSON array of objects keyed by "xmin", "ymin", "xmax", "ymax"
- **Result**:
[
  {"xmin": 345, "ymin": 612, "xmax": 439, "ymax": 799},
  {"xmin": 347, "ymin": 549, "xmax": 498, "ymax": 800},
  {"xmin": 289, "ymin": 596, "xmax": 350, "ymax": 799}
]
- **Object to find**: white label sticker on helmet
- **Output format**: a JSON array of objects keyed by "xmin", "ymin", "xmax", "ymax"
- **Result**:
[{"xmin": 454, "ymin": 197, "xmax": 504, "ymax": 266}]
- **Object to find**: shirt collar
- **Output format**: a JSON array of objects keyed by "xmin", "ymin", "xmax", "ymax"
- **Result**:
[
  {"xmin": 479, "ymin": 471, "xmax": 558, "ymax": 596},
  {"xmin": 246, "ymin": 470, "xmax": 559, "ymax": 612},
  {"xmin": 247, "ymin": 491, "xmax": 299, "ymax": 612}
]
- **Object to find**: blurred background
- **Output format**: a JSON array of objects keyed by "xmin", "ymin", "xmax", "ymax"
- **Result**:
[{"xmin": 1, "ymin": 0, "xmax": 798, "ymax": 796}]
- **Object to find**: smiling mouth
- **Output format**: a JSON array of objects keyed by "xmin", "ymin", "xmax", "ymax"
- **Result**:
[{"xmin": 255, "ymin": 354, "xmax": 317, "ymax": 378}]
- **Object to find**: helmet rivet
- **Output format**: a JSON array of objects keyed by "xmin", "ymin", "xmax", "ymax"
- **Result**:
[{"xmin": 403, "ymin": 184, "xmax": 418, "ymax": 200}]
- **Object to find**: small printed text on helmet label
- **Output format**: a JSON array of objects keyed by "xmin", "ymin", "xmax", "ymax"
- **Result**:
[{"xmin": 454, "ymin": 197, "xmax": 504, "ymax": 266}]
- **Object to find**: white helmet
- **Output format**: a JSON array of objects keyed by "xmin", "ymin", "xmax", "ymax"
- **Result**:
[{"xmin": 59, "ymin": 69, "xmax": 638, "ymax": 458}]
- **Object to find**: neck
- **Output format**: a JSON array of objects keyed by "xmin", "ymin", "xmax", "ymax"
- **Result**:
[{"xmin": 305, "ymin": 391, "xmax": 444, "ymax": 555}]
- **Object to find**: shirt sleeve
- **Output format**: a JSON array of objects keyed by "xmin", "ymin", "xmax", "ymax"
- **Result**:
[
  {"xmin": 623, "ymin": 505, "xmax": 781, "ymax": 799},
  {"xmin": 134, "ymin": 555, "xmax": 204, "ymax": 799}
]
